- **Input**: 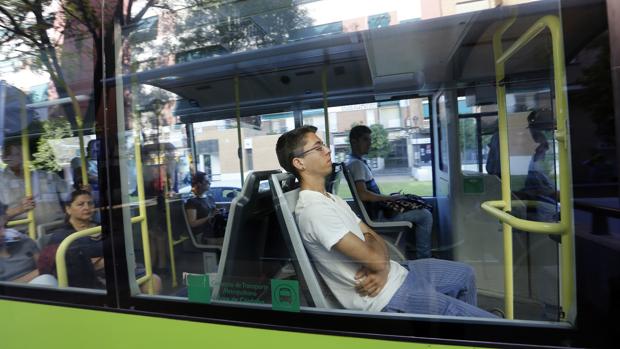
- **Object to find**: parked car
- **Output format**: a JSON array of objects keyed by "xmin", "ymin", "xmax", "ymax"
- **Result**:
[{"xmin": 209, "ymin": 186, "xmax": 241, "ymax": 202}]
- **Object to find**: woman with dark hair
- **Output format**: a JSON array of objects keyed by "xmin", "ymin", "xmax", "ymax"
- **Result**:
[
  {"xmin": 185, "ymin": 172, "xmax": 226, "ymax": 245},
  {"xmin": 39, "ymin": 190, "xmax": 161, "ymax": 292}
]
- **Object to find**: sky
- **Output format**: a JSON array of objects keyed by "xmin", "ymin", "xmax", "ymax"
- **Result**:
[{"xmin": 301, "ymin": 0, "xmax": 422, "ymax": 25}]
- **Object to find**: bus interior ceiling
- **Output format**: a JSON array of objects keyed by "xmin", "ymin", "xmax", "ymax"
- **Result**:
[{"xmin": 118, "ymin": 0, "xmax": 609, "ymax": 126}]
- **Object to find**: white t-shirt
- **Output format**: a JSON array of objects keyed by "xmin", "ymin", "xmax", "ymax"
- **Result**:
[
  {"xmin": 295, "ymin": 190, "xmax": 407, "ymax": 311},
  {"xmin": 346, "ymin": 157, "xmax": 373, "ymax": 183}
]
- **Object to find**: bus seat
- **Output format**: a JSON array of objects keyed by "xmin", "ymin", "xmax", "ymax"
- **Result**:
[
  {"xmin": 325, "ymin": 162, "xmax": 343, "ymax": 194},
  {"xmin": 168, "ymin": 198, "xmax": 222, "ymax": 273},
  {"xmin": 340, "ymin": 163, "xmax": 408, "ymax": 261},
  {"xmin": 212, "ymin": 170, "xmax": 289, "ymax": 304},
  {"xmin": 270, "ymin": 172, "xmax": 341, "ymax": 309},
  {"xmin": 29, "ymin": 274, "xmax": 58, "ymax": 287},
  {"xmin": 36, "ymin": 220, "xmax": 65, "ymax": 249}
]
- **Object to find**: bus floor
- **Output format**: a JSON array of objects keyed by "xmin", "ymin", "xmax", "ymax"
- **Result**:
[
  {"xmin": 144, "ymin": 243, "xmax": 558, "ymax": 322},
  {"xmin": 477, "ymin": 293, "xmax": 560, "ymax": 321}
]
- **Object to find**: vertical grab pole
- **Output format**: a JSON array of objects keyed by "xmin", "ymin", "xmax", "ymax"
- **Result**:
[
  {"xmin": 19, "ymin": 93, "xmax": 36, "ymax": 240},
  {"xmin": 130, "ymin": 62, "xmax": 154, "ymax": 294},
  {"xmin": 492, "ymin": 15, "xmax": 517, "ymax": 320},
  {"xmin": 234, "ymin": 75, "xmax": 244, "ymax": 186},
  {"xmin": 322, "ymin": 66, "xmax": 330, "ymax": 147},
  {"xmin": 76, "ymin": 120, "xmax": 88, "ymax": 188},
  {"xmin": 546, "ymin": 15, "xmax": 575, "ymax": 321},
  {"xmin": 161, "ymin": 143, "xmax": 179, "ymax": 288},
  {"xmin": 133, "ymin": 128, "xmax": 153, "ymax": 294}
]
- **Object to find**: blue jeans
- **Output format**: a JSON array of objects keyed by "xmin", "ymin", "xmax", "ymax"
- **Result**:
[
  {"xmin": 382, "ymin": 259, "xmax": 496, "ymax": 318},
  {"xmin": 379, "ymin": 208, "xmax": 433, "ymax": 258}
]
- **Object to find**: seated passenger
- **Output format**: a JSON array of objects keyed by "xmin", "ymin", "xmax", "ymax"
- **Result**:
[
  {"xmin": 515, "ymin": 110, "xmax": 559, "ymax": 221},
  {"xmin": 276, "ymin": 126, "xmax": 495, "ymax": 317},
  {"xmin": 345, "ymin": 125, "xmax": 433, "ymax": 259},
  {"xmin": 185, "ymin": 172, "xmax": 226, "ymax": 245},
  {"xmin": 38, "ymin": 189, "xmax": 161, "ymax": 293},
  {"xmin": 0, "ymin": 208, "xmax": 39, "ymax": 283}
]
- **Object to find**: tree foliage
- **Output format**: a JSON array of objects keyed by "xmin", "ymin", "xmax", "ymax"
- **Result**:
[
  {"xmin": 31, "ymin": 117, "xmax": 72, "ymax": 172},
  {"xmin": 368, "ymin": 124, "xmax": 391, "ymax": 158}
]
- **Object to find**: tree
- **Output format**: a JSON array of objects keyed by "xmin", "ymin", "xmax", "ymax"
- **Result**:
[
  {"xmin": 31, "ymin": 117, "xmax": 72, "ymax": 172},
  {"xmin": 368, "ymin": 124, "xmax": 391, "ymax": 158}
]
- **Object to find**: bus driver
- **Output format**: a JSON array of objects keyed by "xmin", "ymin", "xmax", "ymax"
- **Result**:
[{"xmin": 276, "ymin": 126, "xmax": 495, "ymax": 317}]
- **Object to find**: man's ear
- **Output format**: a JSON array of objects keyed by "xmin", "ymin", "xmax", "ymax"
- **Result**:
[{"xmin": 292, "ymin": 157, "xmax": 304, "ymax": 172}]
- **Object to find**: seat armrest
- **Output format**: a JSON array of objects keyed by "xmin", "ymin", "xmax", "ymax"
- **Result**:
[{"xmin": 366, "ymin": 220, "xmax": 413, "ymax": 231}]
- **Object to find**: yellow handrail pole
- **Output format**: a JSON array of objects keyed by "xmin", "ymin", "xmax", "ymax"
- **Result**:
[
  {"xmin": 322, "ymin": 66, "xmax": 330, "ymax": 147},
  {"xmin": 234, "ymin": 75, "xmax": 244, "ymax": 186},
  {"xmin": 492, "ymin": 14, "xmax": 517, "ymax": 320},
  {"xmin": 133, "ymin": 124, "xmax": 154, "ymax": 294},
  {"xmin": 76, "ymin": 124, "xmax": 88, "ymax": 188},
  {"xmin": 19, "ymin": 92, "xmax": 36, "ymax": 239},
  {"xmin": 129, "ymin": 62, "xmax": 154, "ymax": 294},
  {"xmin": 481, "ymin": 201, "xmax": 564, "ymax": 235},
  {"xmin": 548, "ymin": 15, "xmax": 575, "ymax": 322},
  {"xmin": 161, "ymin": 145, "xmax": 179, "ymax": 288},
  {"xmin": 56, "ymin": 225, "xmax": 102, "ymax": 287},
  {"xmin": 491, "ymin": 15, "xmax": 575, "ymax": 321}
]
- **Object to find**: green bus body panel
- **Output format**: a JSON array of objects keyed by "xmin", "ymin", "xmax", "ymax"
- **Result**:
[{"xmin": 0, "ymin": 300, "xmax": 475, "ymax": 349}]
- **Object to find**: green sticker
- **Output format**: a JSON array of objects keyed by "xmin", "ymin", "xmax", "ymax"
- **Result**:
[
  {"xmin": 463, "ymin": 176, "xmax": 484, "ymax": 194},
  {"xmin": 187, "ymin": 274, "xmax": 211, "ymax": 304},
  {"xmin": 271, "ymin": 279, "xmax": 300, "ymax": 312}
]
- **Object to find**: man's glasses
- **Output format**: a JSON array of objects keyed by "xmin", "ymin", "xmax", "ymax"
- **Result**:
[{"xmin": 293, "ymin": 142, "xmax": 328, "ymax": 158}]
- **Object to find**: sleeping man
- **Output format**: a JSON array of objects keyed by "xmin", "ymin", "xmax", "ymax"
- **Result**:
[{"xmin": 275, "ymin": 126, "xmax": 495, "ymax": 317}]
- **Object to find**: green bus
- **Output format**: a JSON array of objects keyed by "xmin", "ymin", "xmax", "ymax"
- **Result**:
[{"xmin": 1, "ymin": 0, "xmax": 618, "ymax": 347}]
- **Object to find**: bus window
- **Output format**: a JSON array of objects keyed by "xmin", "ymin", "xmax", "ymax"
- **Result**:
[{"xmin": 328, "ymin": 98, "xmax": 433, "ymax": 199}]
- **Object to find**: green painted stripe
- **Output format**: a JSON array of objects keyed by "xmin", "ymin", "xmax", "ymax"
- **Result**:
[{"xmin": 0, "ymin": 299, "xmax": 476, "ymax": 349}]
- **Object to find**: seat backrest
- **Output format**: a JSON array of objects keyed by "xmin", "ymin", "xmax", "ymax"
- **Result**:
[
  {"xmin": 36, "ymin": 220, "xmax": 65, "ymax": 249},
  {"xmin": 168, "ymin": 198, "xmax": 190, "ymax": 241},
  {"xmin": 212, "ymin": 170, "xmax": 286, "ymax": 302},
  {"xmin": 270, "ymin": 172, "xmax": 340, "ymax": 309},
  {"xmin": 341, "ymin": 163, "xmax": 375, "ymax": 224},
  {"xmin": 325, "ymin": 162, "xmax": 343, "ymax": 194}
]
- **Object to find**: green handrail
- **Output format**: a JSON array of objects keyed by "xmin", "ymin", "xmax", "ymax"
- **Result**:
[{"xmin": 488, "ymin": 14, "xmax": 575, "ymax": 321}]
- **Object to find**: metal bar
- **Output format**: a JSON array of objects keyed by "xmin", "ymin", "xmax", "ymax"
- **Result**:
[
  {"xmin": 133, "ymin": 130, "xmax": 154, "ymax": 293},
  {"xmin": 19, "ymin": 92, "xmax": 36, "ymax": 240},
  {"xmin": 492, "ymin": 13, "xmax": 517, "ymax": 320},
  {"xmin": 163, "ymin": 183, "xmax": 179, "ymax": 287},
  {"xmin": 481, "ymin": 201, "xmax": 564, "ymax": 234},
  {"xmin": 489, "ymin": 14, "xmax": 575, "ymax": 322},
  {"xmin": 129, "ymin": 62, "xmax": 154, "ymax": 294},
  {"xmin": 56, "ymin": 226, "xmax": 102, "ymax": 287},
  {"xmin": 234, "ymin": 75, "xmax": 245, "ymax": 187},
  {"xmin": 7, "ymin": 218, "xmax": 31, "ymax": 227},
  {"xmin": 322, "ymin": 65, "xmax": 330, "ymax": 146}
]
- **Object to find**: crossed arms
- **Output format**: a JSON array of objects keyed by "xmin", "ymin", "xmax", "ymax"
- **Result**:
[{"xmin": 332, "ymin": 221, "xmax": 391, "ymax": 297}]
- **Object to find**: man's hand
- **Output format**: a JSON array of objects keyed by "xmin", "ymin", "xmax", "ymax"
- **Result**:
[
  {"xmin": 7, "ymin": 196, "xmax": 36, "ymax": 217},
  {"xmin": 354, "ymin": 265, "xmax": 389, "ymax": 297}
]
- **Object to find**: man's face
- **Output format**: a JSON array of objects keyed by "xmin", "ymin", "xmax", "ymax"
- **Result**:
[
  {"xmin": 296, "ymin": 132, "xmax": 332, "ymax": 177},
  {"xmin": 3, "ymin": 145, "xmax": 23, "ymax": 171},
  {"xmin": 353, "ymin": 133, "xmax": 372, "ymax": 155}
]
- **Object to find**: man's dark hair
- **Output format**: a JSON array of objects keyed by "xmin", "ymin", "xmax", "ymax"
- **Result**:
[
  {"xmin": 191, "ymin": 171, "xmax": 209, "ymax": 186},
  {"xmin": 275, "ymin": 125, "xmax": 317, "ymax": 178},
  {"xmin": 2, "ymin": 136, "xmax": 37, "ymax": 161},
  {"xmin": 349, "ymin": 125, "xmax": 372, "ymax": 142}
]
